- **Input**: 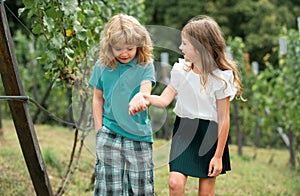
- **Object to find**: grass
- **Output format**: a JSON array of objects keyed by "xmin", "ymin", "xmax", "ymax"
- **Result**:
[
  {"xmin": 0, "ymin": 119, "xmax": 299, "ymax": 196},
  {"xmin": 154, "ymin": 146, "xmax": 300, "ymax": 196}
]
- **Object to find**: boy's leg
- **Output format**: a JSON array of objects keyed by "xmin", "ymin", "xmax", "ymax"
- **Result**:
[
  {"xmin": 94, "ymin": 127, "xmax": 125, "ymax": 195},
  {"xmin": 124, "ymin": 140, "xmax": 154, "ymax": 195}
]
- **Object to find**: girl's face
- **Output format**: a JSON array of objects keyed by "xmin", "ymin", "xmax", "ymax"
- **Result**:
[
  {"xmin": 111, "ymin": 44, "xmax": 137, "ymax": 64},
  {"xmin": 179, "ymin": 34, "xmax": 199, "ymax": 63}
]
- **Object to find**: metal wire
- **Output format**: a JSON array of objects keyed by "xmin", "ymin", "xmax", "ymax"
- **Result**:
[{"xmin": 0, "ymin": 95, "xmax": 93, "ymax": 132}]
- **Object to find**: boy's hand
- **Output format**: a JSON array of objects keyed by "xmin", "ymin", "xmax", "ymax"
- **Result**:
[{"xmin": 128, "ymin": 93, "xmax": 149, "ymax": 115}]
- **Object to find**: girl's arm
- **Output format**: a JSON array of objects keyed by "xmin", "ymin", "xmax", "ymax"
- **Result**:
[
  {"xmin": 129, "ymin": 84, "xmax": 176, "ymax": 115},
  {"xmin": 208, "ymin": 96, "xmax": 230, "ymax": 177},
  {"xmin": 92, "ymin": 88, "xmax": 104, "ymax": 132},
  {"xmin": 140, "ymin": 80, "xmax": 152, "ymax": 95},
  {"xmin": 145, "ymin": 85, "xmax": 176, "ymax": 108}
]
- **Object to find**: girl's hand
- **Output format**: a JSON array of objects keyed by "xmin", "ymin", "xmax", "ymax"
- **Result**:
[
  {"xmin": 128, "ymin": 93, "xmax": 149, "ymax": 115},
  {"xmin": 208, "ymin": 156, "xmax": 223, "ymax": 177}
]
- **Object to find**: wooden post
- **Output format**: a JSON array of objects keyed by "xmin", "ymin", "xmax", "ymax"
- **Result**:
[
  {"xmin": 0, "ymin": 102, "xmax": 3, "ymax": 135},
  {"xmin": 0, "ymin": 2, "xmax": 53, "ymax": 195}
]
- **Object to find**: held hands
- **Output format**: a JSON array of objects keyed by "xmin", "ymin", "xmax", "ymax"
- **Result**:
[
  {"xmin": 128, "ymin": 93, "xmax": 150, "ymax": 115},
  {"xmin": 208, "ymin": 156, "xmax": 223, "ymax": 177}
]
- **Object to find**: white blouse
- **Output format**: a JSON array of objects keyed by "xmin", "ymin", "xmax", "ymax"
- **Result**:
[{"xmin": 169, "ymin": 58, "xmax": 237, "ymax": 122}]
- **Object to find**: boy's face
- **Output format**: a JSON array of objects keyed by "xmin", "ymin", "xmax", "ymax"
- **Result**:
[{"xmin": 111, "ymin": 44, "xmax": 137, "ymax": 64}]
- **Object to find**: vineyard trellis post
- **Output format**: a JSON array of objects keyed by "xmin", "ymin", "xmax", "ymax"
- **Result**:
[{"xmin": 0, "ymin": 2, "xmax": 53, "ymax": 195}]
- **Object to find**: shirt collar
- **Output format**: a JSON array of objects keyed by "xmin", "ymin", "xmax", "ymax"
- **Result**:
[{"xmin": 117, "ymin": 57, "xmax": 137, "ymax": 67}]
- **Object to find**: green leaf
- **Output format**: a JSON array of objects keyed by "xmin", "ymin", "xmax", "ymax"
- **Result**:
[
  {"xmin": 74, "ymin": 21, "xmax": 86, "ymax": 33},
  {"xmin": 43, "ymin": 16, "xmax": 55, "ymax": 33},
  {"xmin": 65, "ymin": 47, "xmax": 74, "ymax": 55},
  {"xmin": 23, "ymin": 0, "xmax": 36, "ymax": 8},
  {"xmin": 61, "ymin": 0, "xmax": 80, "ymax": 16},
  {"xmin": 45, "ymin": 6, "xmax": 62, "ymax": 19},
  {"xmin": 49, "ymin": 34, "xmax": 64, "ymax": 49},
  {"xmin": 46, "ymin": 50, "xmax": 57, "ymax": 61},
  {"xmin": 18, "ymin": 8, "xmax": 27, "ymax": 16},
  {"xmin": 32, "ymin": 23, "xmax": 42, "ymax": 34}
]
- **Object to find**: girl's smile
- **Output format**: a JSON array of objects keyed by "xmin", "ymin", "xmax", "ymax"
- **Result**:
[{"xmin": 179, "ymin": 34, "xmax": 199, "ymax": 63}]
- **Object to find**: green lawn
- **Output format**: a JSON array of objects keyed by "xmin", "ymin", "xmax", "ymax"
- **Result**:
[{"xmin": 0, "ymin": 119, "xmax": 299, "ymax": 195}]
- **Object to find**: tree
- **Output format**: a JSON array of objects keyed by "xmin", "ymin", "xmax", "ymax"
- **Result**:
[
  {"xmin": 275, "ymin": 29, "xmax": 300, "ymax": 169},
  {"xmin": 226, "ymin": 37, "xmax": 258, "ymax": 155},
  {"xmin": 16, "ymin": 0, "xmax": 147, "ymax": 194},
  {"xmin": 144, "ymin": 1, "xmax": 300, "ymax": 158},
  {"xmin": 252, "ymin": 28, "xmax": 300, "ymax": 169},
  {"xmin": 13, "ymin": 0, "xmax": 146, "ymax": 125},
  {"xmin": 145, "ymin": 0, "xmax": 300, "ymax": 67},
  {"xmin": 0, "ymin": 102, "xmax": 2, "ymax": 136}
]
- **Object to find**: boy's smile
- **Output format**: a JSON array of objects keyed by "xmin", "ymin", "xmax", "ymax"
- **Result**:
[{"xmin": 112, "ymin": 44, "xmax": 137, "ymax": 64}]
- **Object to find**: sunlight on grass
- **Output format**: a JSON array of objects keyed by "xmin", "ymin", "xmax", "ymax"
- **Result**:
[
  {"xmin": 0, "ymin": 119, "xmax": 299, "ymax": 195},
  {"xmin": 152, "ymin": 140, "xmax": 300, "ymax": 196}
]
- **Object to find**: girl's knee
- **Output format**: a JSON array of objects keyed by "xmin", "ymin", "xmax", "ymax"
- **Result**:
[{"xmin": 168, "ymin": 176, "xmax": 184, "ymax": 191}]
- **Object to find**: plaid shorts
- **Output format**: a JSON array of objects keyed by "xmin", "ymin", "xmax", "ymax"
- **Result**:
[{"xmin": 94, "ymin": 126, "xmax": 154, "ymax": 196}]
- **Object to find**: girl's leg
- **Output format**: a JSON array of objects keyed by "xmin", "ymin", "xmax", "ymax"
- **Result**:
[
  {"xmin": 169, "ymin": 171, "xmax": 187, "ymax": 196},
  {"xmin": 198, "ymin": 177, "xmax": 216, "ymax": 196}
]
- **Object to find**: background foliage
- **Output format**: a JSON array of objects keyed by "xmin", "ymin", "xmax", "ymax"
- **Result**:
[
  {"xmin": 145, "ymin": 0, "xmax": 300, "ymax": 68},
  {"xmin": 144, "ymin": 0, "xmax": 300, "ymax": 169},
  {"xmin": 0, "ymin": 0, "xmax": 299, "ymax": 188}
]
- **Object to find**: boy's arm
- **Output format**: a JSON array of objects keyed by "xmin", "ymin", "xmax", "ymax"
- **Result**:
[
  {"xmin": 128, "ymin": 80, "xmax": 152, "ymax": 114},
  {"xmin": 92, "ymin": 88, "xmax": 104, "ymax": 132}
]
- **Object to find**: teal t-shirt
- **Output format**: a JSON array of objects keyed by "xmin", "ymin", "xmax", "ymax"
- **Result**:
[{"xmin": 89, "ymin": 58, "xmax": 156, "ymax": 143}]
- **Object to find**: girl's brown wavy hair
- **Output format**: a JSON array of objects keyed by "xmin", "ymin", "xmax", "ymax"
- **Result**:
[{"xmin": 182, "ymin": 15, "xmax": 244, "ymax": 100}]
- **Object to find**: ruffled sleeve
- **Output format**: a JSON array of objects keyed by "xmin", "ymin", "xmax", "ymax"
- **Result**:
[
  {"xmin": 211, "ymin": 69, "xmax": 237, "ymax": 101},
  {"xmin": 169, "ymin": 58, "xmax": 186, "ymax": 91}
]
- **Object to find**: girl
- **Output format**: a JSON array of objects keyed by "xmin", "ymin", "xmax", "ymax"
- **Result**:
[
  {"xmin": 89, "ymin": 14, "xmax": 155, "ymax": 195},
  {"xmin": 129, "ymin": 15, "xmax": 244, "ymax": 195}
]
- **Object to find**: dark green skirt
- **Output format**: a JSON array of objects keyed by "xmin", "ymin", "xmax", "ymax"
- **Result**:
[{"xmin": 169, "ymin": 116, "xmax": 231, "ymax": 178}]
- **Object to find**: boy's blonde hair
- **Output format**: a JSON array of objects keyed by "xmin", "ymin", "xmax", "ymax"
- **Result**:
[
  {"xmin": 182, "ymin": 15, "xmax": 244, "ymax": 99},
  {"xmin": 99, "ymin": 14, "xmax": 153, "ymax": 69}
]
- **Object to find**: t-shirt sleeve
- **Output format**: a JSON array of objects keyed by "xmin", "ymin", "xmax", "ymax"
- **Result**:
[
  {"xmin": 142, "ymin": 62, "xmax": 156, "ymax": 87},
  {"xmin": 213, "ymin": 70, "xmax": 237, "ymax": 101},
  {"xmin": 89, "ymin": 60, "xmax": 104, "ymax": 91}
]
